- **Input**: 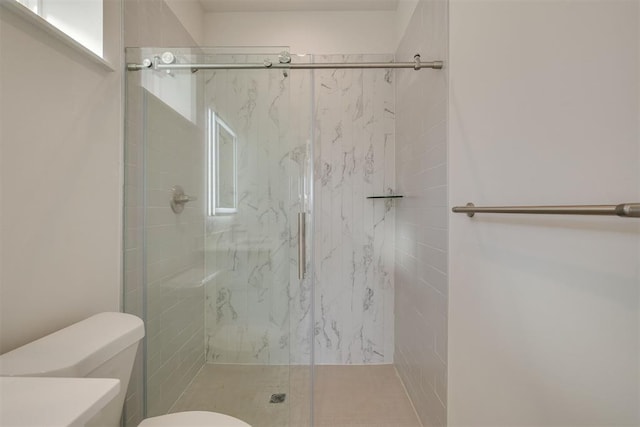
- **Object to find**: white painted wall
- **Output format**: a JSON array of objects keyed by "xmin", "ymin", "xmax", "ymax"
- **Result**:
[
  {"xmin": 203, "ymin": 2, "xmax": 422, "ymax": 53},
  {"xmin": 0, "ymin": 2, "xmax": 202, "ymax": 424},
  {"xmin": 203, "ymin": 10, "xmax": 397, "ymax": 54},
  {"xmin": 164, "ymin": 0, "xmax": 204, "ymax": 46},
  {"xmin": 395, "ymin": 0, "xmax": 418, "ymax": 48},
  {"xmin": 0, "ymin": 0, "xmax": 123, "ymax": 353},
  {"xmin": 448, "ymin": 1, "xmax": 640, "ymax": 425}
]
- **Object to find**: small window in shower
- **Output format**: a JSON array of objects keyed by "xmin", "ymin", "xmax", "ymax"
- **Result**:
[
  {"xmin": 14, "ymin": 0, "xmax": 103, "ymax": 57},
  {"xmin": 207, "ymin": 109, "xmax": 238, "ymax": 216}
]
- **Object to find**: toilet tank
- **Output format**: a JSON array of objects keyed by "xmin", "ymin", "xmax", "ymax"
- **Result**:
[
  {"xmin": 0, "ymin": 312, "xmax": 144, "ymax": 377},
  {"xmin": 0, "ymin": 312, "xmax": 145, "ymax": 427}
]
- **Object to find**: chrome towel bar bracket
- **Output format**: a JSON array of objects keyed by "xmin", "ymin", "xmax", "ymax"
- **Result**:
[{"xmin": 452, "ymin": 202, "xmax": 640, "ymax": 218}]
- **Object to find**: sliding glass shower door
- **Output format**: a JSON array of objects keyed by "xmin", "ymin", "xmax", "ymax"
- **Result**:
[{"xmin": 124, "ymin": 47, "xmax": 313, "ymax": 427}]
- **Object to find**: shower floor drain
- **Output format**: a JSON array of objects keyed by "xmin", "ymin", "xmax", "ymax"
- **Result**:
[{"xmin": 269, "ymin": 393, "xmax": 286, "ymax": 403}]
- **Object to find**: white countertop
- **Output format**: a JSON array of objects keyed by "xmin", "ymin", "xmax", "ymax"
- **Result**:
[{"xmin": 0, "ymin": 377, "xmax": 120, "ymax": 427}]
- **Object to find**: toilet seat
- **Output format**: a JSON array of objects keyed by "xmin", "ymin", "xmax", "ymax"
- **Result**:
[{"xmin": 138, "ymin": 411, "xmax": 251, "ymax": 427}]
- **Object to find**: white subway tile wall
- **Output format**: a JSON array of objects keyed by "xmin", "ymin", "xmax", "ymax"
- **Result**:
[
  {"xmin": 124, "ymin": 85, "xmax": 206, "ymax": 421},
  {"xmin": 123, "ymin": 3, "xmax": 205, "ymax": 424},
  {"xmin": 394, "ymin": 1, "xmax": 448, "ymax": 426},
  {"xmin": 143, "ymin": 92, "xmax": 206, "ymax": 417}
]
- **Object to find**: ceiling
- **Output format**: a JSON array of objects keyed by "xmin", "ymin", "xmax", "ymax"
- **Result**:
[{"xmin": 199, "ymin": 0, "xmax": 400, "ymax": 13}]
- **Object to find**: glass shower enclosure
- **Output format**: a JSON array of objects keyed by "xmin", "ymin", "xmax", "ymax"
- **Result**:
[{"xmin": 123, "ymin": 47, "xmax": 314, "ymax": 427}]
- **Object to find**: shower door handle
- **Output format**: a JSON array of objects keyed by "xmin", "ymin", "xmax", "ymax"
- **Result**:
[{"xmin": 298, "ymin": 212, "xmax": 306, "ymax": 280}]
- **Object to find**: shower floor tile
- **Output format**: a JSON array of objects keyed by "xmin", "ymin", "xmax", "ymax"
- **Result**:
[{"xmin": 171, "ymin": 364, "xmax": 421, "ymax": 427}]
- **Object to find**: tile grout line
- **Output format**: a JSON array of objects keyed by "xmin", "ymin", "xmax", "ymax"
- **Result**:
[
  {"xmin": 393, "ymin": 365, "xmax": 424, "ymax": 427},
  {"xmin": 167, "ymin": 361, "xmax": 207, "ymax": 414}
]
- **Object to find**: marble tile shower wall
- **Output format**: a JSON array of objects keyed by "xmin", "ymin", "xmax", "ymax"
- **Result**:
[
  {"xmin": 394, "ymin": 1, "xmax": 449, "ymax": 426},
  {"xmin": 313, "ymin": 55, "xmax": 396, "ymax": 364},
  {"xmin": 203, "ymin": 60, "xmax": 303, "ymax": 364},
  {"xmin": 201, "ymin": 54, "xmax": 395, "ymax": 366},
  {"xmin": 289, "ymin": 66, "xmax": 314, "ymax": 366}
]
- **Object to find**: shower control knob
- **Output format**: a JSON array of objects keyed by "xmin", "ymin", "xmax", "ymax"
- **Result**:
[{"xmin": 170, "ymin": 185, "xmax": 197, "ymax": 214}]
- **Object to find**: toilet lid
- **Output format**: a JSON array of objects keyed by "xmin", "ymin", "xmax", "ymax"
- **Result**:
[{"xmin": 138, "ymin": 411, "xmax": 251, "ymax": 427}]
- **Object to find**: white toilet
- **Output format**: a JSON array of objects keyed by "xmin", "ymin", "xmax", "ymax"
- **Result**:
[{"xmin": 0, "ymin": 312, "xmax": 250, "ymax": 427}]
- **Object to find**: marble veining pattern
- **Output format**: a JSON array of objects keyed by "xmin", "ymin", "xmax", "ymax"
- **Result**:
[
  {"xmin": 203, "ymin": 55, "xmax": 301, "ymax": 365},
  {"xmin": 313, "ymin": 54, "xmax": 396, "ymax": 364},
  {"xmin": 202, "ymin": 53, "xmax": 395, "ymax": 365}
]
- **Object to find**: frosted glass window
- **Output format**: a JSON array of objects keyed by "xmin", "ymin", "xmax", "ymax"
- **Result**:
[
  {"xmin": 16, "ymin": 0, "xmax": 38, "ymax": 13},
  {"xmin": 15, "ymin": 0, "xmax": 103, "ymax": 57}
]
